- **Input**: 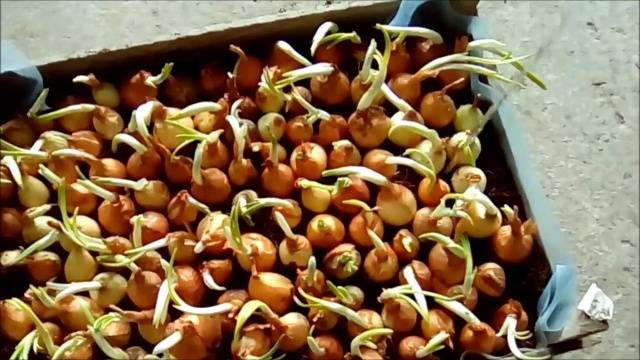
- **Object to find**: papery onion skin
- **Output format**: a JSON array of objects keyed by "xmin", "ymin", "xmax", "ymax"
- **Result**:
[
  {"xmin": 376, "ymin": 183, "xmax": 417, "ymax": 226},
  {"xmin": 418, "ymin": 178, "xmax": 450, "ymax": 207},
  {"xmin": 261, "ymin": 161, "xmax": 295, "ymax": 198},
  {"xmin": 363, "ymin": 149, "xmax": 396, "ymax": 179},
  {"xmin": 202, "ymin": 258, "xmax": 233, "ymax": 285},
  {"xmin": 167, "ymin": 190, "xmax": 199, "ymax": 226},
  {"xmin": 392, "ymin": 229, "xmax": 420, "ymax": 263},
  {"xmin": 410, "ymin": 38, "xmax": 448, "ymax": 70},
  {"xmin": 310, "ymin": 69, "xmax": 351, "ymax": 107},
  {"xmin": 57, "ymin": 295, "xmax": 104, "ymax": 331},
  {"xmin": 420, "ymin": 89, "xmax": 456, "ymax": 129},
  {"xmin": 285, "ymin": 116, "xmax": 313, "ymax": 145},
  {"xmin": 1, "ymin": 119, "xmax": 36, "ymax": 148},
  {"xmin": 127, "ymin": 150, "xmax": 162, "ymax": 180},
  {"xmin": 139, "ymin": 211, "xmax": 170, "ymax": 245},
  {"xmin": 493, "ymin": 299, "xmax": 529, "ymax": 331},
  {"xmin": 218, "ymin": 289, "xmax": 249, "ymax": 335},
  {"xmin": 364, "ymin": 245, "xmax": 399, "ymax": 283},
  {"xmin": 65, "ymin": 182, "xmax": 98, "ymax": 215},
  {"xmin": 322, "ymin": 243, "xmax": 361, "ymax": 280},
  {"xmin": 314, "ymin": 115, "xmax": 348, "ymax": 147},
  {"xmin": 328, "ymin": 143, "xmax": 362, "ymax": 169},
  {"xmin": 196, "ymin": 212, "xmax": 230, "ymax": 257},
  {"xmin": 68, "ymin": 130, "xmax": 103, "ymax": 157},
  {"xmin": 308, "ymin": 306, "xmax": 338, "ymax": 331},
  {"xmin": 120, "ymin": 70, "xmax": 158, "ymax": 109},
  {"xmin": 290, "ymin": 143, "xmax": 327, "ymax": 181},
  {"xmin": 231, "ymin": 326, "xmax": 273, "ymax": 360},
  {"xmin": 287, "ymin": 86, "xmax": 312, "ymax": 116},
  {"xmin": 134, "ymin": 180, "xmax": 171, "ymax": 211},
  {"xmin": 237, "ymin": 233, "xmax": 277, "ymax": 272}
]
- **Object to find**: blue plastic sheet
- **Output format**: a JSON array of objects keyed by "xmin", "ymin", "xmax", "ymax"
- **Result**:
[
  {"xmin": 0, "ymin": 40, "xmax": 44, "ymax": 111},
  {"xmin": 391, "ymin": 0, "xmax": 577, "ymax": 348}
]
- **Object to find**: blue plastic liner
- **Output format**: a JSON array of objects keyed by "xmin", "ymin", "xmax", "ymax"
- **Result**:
[{"xmin": 391, "ymin": 0, "xmax": 577, "ymax": 348}]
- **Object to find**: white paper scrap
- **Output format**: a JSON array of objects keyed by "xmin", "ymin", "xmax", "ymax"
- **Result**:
[{"xmin": 577, "ymin": 283, "xmax": 614, "ymax": 321}]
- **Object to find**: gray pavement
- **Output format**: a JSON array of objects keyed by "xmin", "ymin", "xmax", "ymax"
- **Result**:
[{"xmin": 1, "ymin": 1, "xmax": 638, "ymax": 359}]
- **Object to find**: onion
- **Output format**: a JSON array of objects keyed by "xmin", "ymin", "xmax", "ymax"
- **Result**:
[
  {"xmin": 161, "ymin": 314, "xmax": 222, "ymax": 360},
  {"xmin": 295, "ymin": 179, "xmax": 332, "ymax": 213},
  {"xmin": 308, "ymin": 307, "xmax": 338, "ymax": 331},
  {"xmin": 392, "ymin": 229, "xmax": 420, "ymax": 263},
  {"xmin": 138, "ymin": 211, "xmax": 170, "ymax": 245},
  {"xmin": 445, "ymin": 131, "xmax": 481, "ymax": 173},
  {"xmin": 493, "ymin": 299, "xmax": 529, "ymax": 332},
  {"xmin": 323, "ymin": 166, "xmax": 416, "ymax": 226},
  {"xmin": 195, "ymin": 102, "xmax": 227, "ymax": 134},
  {"xmin": 460, "ymin": 322, "xmax": 497, "ymax": 353},
  {"xmin": 175, "ymin": 265, "xmax": 206, "ymax": 306},
  {"xmin": 398, "ymin": 335, "xmax": 427, "ymax": 360},
  {"xmin": 0, "ymin": 300, "xmax": 33, "ymax": 341},
  {"xmin": 272, "ymin": 199, "xmax": 302, "ymax": 229},
  {"xmin": 473, "ymin": 262, "xmax": 506, "ymax": 297},
  {"xmin": 420, "ymin": 309, "xmax": 454, "ymax": 342},
  {"xmin": 492, "ymin": 205, "xmax": 536, "ymax": 264},
  {"xmin": 166, "ymin": 190, "xmax": 200, "ymax": 226},
  {"xmin": 363, "ymin": 228, "xmax": 399, "ymax": 283},
  {"xmin": 290, "ymin": 142, "xmax": 327, "ymax": 180},
  {"xmin": 73, "ymin": 73, "xmax": 120, "ymax": 108},
  {"xmin": 330, "ymin": 176, "xmax": 369, "ymax": 214},
  {"xmin": 153, "ymin": 110, "xmax": 194, "ymax": 151},
  {"xmin": 64, "ymin": 247, "xmax": 97, "ymax": 282},
  {"xmin": 306, "ymin": 214, "xmax": 345, "ymax": 250},
  {"xmin": 57, "ymin": 295, "xmax": 103, "ymax": 331},
  {"xmin": 269, "ymin": 41, "xmax": 308, "ymax": 73},
  {"xmin": 55, "ymin": 95, "xmax": 94, "ymax": 132},
  {"xmin": 346, "ymin": 309, "xmax": 383, "ymax": 338},
  {"xmin": 447, "ymin": 188, "xmax": 502, "ymax": 238},
  {"xmin": 451, "ymin": 165, "xmax": 487, "ymax": 193},
  {"xmin": 68, "ymin": 130, "xmax": 103, "ymax": 157},
  {"xmin": 249, "ymin": 271, "xmax": 294, "ymax": 314},
  {"xmin": 307, "ymin": 334, "xmax": 344, "ymax": 360},
  {"xmin": 418, "ymin": 177, "xmax": 450, "ymax": 207},
  {"xmin": 314, "ymin": 114, "xmax": 348, "ymax": 147},
  {"xmin": 237, "ymin": 233, "xmax": 277, "ymax": 272},
  {"xmin": 419, "ymin": 79, "xmax": 463, "ymax": 129},
  {"xmin": 104, "ymin": 236, "xmax": 133, "ymax": 254},
  {"xmin": 455, "ymin": 96, "xmax": 484, "ymax": 132},
  {"xmin": 322, "ymin": 243, "xmax": 361, "ymax": 280},
  {"xmin": 328, "ymin": 140, "xmax": 362, "ymax": 169},
  {"xmin": 363, "ymin": 149, "xmax": 397, "ymax": 178},
  {"xmin": 278, "ymin": 230, "xmax": 312, "ymax": 269},
  {"xmin": 218, "ymin": 289, "xmax": 249, "ymax": 334},
  {"xmin": 97, "ymin": 194, "xmax": 136, "ymax": 236},
  {"xmin": 284, "ymin": 115, "xmax": 312, "ymax": 145},
  {"xmin": 346, "ymin": 199, "xmax": 384, "ymax": 248},
  {"xmin": 261, "ymin": 134, "xmax": 294, "ymax": 197},
  {"xmin": 133, "ymin": 180, "xmax": 171, "ymax": 210},
  {"xmin": 1, "ymin": 120, "xmax": 36, "ymax": 148},
  {"xmin": 162, "ymin": 75, "xmax": 198, "ymax": 108},
  {"xmin": 381, "ymin": 297, "xmax": 417, "ymax": 333},
  {"xmin": 310, "ymin": 68, "xmax": 350, "ymax": 107},
  {"xmin": 191, "ymin": 168, "xmax": 232, "ymax": 205},
  {"xmin": 427, "ymin": 242, "xmax": 465, "ymax": 286},
  {"xmin": 437, "ymin": 36, "xmax": 471, "ymax": 92},
  {"xmin": 120, "ymin": 63, "xmax": 173, "ymax": 109},
  {"xmin": 350, "ymin": 74, "xmax": 384, "ymax": 107},
  {"xmin": 127, "ymin": 270, "xmax": 162, "ymax": 309},
  {"xmin": 411, "ymin": 38, "xmax": 447, "ymax": 70},
  {"xmin": 398, "ymin": 260, "xmax": 432, "ymax": 291},
  {"xmin": 0, "ymin": 207, "xmax": 22, "ymax": 241},
  {"xmin": 231, "ymin": 325, "xmax": 273, "ymax": 360},
  {"xmin": 229, "ymin": 45, "xmax": 263, "ymax": 94},
  {"xmin": 18, "ymin": 175, "xmax": 50, "ymax": 208},
  {"xmin": 199, "ymin": 63, "xmax": 227, "ymax": 98},
  {"xmin": 153, "ymin": 140, "xmax": 193, "ymax": 185},
  {"xmin": 295, "ymin": 257, "xmax": 327, "ymax": 296},
  {"xmin": 447, "ymin": 285, "xmax": 479, "ymax": 311},
  {"xmin": 412, "ymin": 207, "xmax": 453, "ymax": 237},
  {"xmin": 195, "ymin": 212, "xmax": 230, "ymax": 256},
  {"xmin": 271, "ymin": 312, "xmax": 309, "ymax": 352},
  {"xmin": 0, "ymin": 166, "xmax": 15, "ymax": 202},
  {"xmin": 285, "ymin": 86, "xmax": 311, "ymax": 116},
  {"xmin": 388, "ymin": 40, "xmax": 412, "ymax": 78},
  {"xmin": 136, "ymin": 251, "xmax": 164, "ymax": 275},
  {"xmin": 201, "ymin": 259, "xmax": 233, "ymax": 288},
  {"xmin": 92, "ymin": 106, "xmax": 124, "ymax": 140},
  {"xmin": 26, "ymin": 251, "xmax": 61, "ymax": 284},
  {"xmin": 347, "ymin": 106, "xmax": 391, "ymax": 150}
]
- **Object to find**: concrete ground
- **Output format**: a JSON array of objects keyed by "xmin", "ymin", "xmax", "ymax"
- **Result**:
[{"xmin": 1, "ymin": 1, "xmax": 638, "ymax": 358}]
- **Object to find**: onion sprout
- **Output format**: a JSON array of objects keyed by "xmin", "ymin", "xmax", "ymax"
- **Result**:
[
  {"xmin": 10, "ymin": 329, "xmax": 37, "ymax": 360},
  {"xmin": 415, "ymin": 331, "xmax": 449, "ymax": 358},
  {"xmin": 386, "ymin": 156, "xmax": 436, "ymax": 188},
  {"xmin": 51, "ymin": 336, "xmax": 85, "ymax": 360},
  {"xmin": 377, "ymin": 24, "xmax": 443, "ymax": 43},
  {"xmin": 433, "ymin": 298, "xmax": 480, "ymax": 324},
  {"xmin": 402, "ymin": 265, "xmax": 428, "ymax": 317},
  {"xmin": 275, "ymin": 63, "xmax": 334, "ymax": 89},
  {"xmin": 360, "ymin": 39, "xmax": 378, "ymax": 84},
  {"xmin": 326, "ymin": 280, "xmax": 354, "ymax": 306},
  {"xmin": 173, "ymin": 301, "xmax": 234, "ymax": 316},
  {"xmin": 349, "ymin": 327, "xmax": 393, "ymax": 359},
  {"xmin": 144, "ymin": 63, "xmax": 174, "ymax": 88},
  {"xmin": 202, "ymin": 269, "xmax": 227, "ymax": 291},
  {"xmin": 91, "ymin": 176, "xmax": 148, "ymax": 191},
  {"xmin": 276, "ymin": 40, "xmax": 312, "ymax": 66},
  {"xmin": 168, "ymin": 101, "xmax": 223, "ymax": 119},
  {"xmin": 1, "ymin": 156, "xmax": 23, "ymax": 188},
  {"xmin": 290, "ymin": 86, "xmax": 330, "ymax": 123},
  {"xmin": 35, "ymin": 104, "xmax": 96, "ymax": 123},
  {"xmin": 233, "ymin": 299, "xmax": 280, "ymax": 343},
  {"xmin": 419, "ymin": 233, "xmax": 466, "ymax": 258},
  {"xmin": 87, "ymin": 313, "xmax": 128, "ymax": 359},
  {"xmin": 295, "ymin": 288, "xmax": 368, "ymax": 328},
  {"xmin": 51, "ymin": 281, "xmax": 101, "ymax": 302},
  {"xmin": 323, "ymin": 166, "xmax": 388, "ymax": 187},
  {"xmin": 130, "ymin": 214, "xmax": 145, "ymax": 248},
  {"xmin": 357, "ymin": 26, "xmax": 391, "ymax": 111},
  {"xmin": 6, "ymin": 230, "xmax": 59, "ymax": 266},
  {"xmin": 111, "ymin": 133, "xmax": 148, "ymax": 154}
]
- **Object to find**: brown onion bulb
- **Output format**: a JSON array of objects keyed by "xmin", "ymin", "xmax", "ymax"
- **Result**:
[
  {"xmin": 474, "ymin": 262, "xmax": 506, "ymax": 298},
  {"xmin": 363, "ymin": 149, "xmax": 396, "ymax": 179},
  {"xmin": 398, "ymin": 335, "xmax": 427, "ymax": 360},
  {"xmin": 290, "ymin": 142, "xmax": 327, "ymax": 181},
  {"xmin": 347, "ymin": 106, "xmax": 391, "ymax": 149},
  {"xmin": 306, "ymin": 214, "xmax": 345, "ymax": 250},
  {"xmin": 399, "ymin": 260, "xmax": 432, "ymax": 291},
  {"xmin": 134, "ymin": 180, "xmax": 171, "ymax": 211},
  {"xmin": 0, "ymin": 300, "xmax": 33, "ymax": 341},
  {"xmin": 346, "ymin": 309, "xmax": 383, "ymax": 338},
  {"xmin": 68, "ymin": 130, "xmax": 103, "ymax": 157},
  {"xmin": 428, "ymin": 243, "xmax": 465, "ymax": 286},
  {"xmin": 26, "ymin": 251, "xmax": 61, "ymax": 284},
  {"xmin": 391, "ymin": 229, "xmax": 420, "ymax": 263},
  {"xmin": 493, "ymin": 299, "xmax": 529, "ymax": 331},
  {"xmin": 167, "ymin": 190, "xmax": 199, "ymax": 226},
  {"xmin": 98, "ymin": 195, "xmax": 136, "ymax": 235},
  {"xmin": 248, "ymin": 271, "xmax": 294, "ymax": 314},
  {"xmin": 199, "ymin": 63, "xmax": 227, "ymax": 98},
  {"xmin": 175, "ymin": 265, "xmax": 206, "ymax": 306},
  {"xmin": 307, "ymin": 334, "xmax": 344, "ymax": 360},
  {"xmin": 191, "ymin": 168, "xmax": 232, "ymax": 205},
  {"xmin": 420, "ymin": 309, "xmax": 455, "ymax": 341},
  {"xmin": 314, "ymin": 114, "xmax": 348, "ymax": 147},
  {"xmin": 310, "ymin": 68, "xmax": 350, "ymax": 107},
  {"xmin": 382, "ymin": 297, "xmax": 417, "ymax": 333},
  {"xmin": 459, "ymin": 322, "xmax": 496, "ymax": 354},
  {"xmin": 127, "ymin": 270, "xmax": 162, "ymax": 309},
  {"xmin": 331, "ymin": 176, "xmax": 370, "ymax": 214},
  {"xmin": 412, "ymin": 207, "xmax": 453, "ymax": 237}
]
